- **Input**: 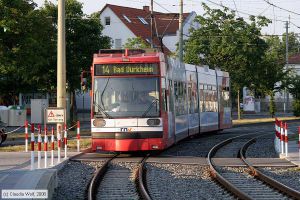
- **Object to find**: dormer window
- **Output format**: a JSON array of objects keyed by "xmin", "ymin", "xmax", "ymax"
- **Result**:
[
  {"xmin": 105, "ymin": 17, "xmax": 110, "ymax": 25},
  {"xmin": 123, "ymin": 14, "xmax": 131, "ymax": 23},
  {"xmin": 138, "ymin": 16, "xmax": 148, "ymax": 25}
]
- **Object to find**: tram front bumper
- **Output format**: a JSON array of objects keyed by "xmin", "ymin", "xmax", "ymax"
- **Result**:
[{"xmin": 91, "ymin": 131, "xmax": 163, "ymax": 151}]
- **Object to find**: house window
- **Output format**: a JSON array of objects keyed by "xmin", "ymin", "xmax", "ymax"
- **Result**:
[
  {"xmin": 105, "ymin": 17, "xmax": 110, "ymax": 25},
  {"xmin": 123, "ymin": 14, "xmax": 131, "ymax": 23},
  {"xmin": 138, "ymin": 16, "xmax": 148, "ymax": 25},
  {"xmin": 115, "ymin": 39, "xmax": 122, "ymax": 48}
]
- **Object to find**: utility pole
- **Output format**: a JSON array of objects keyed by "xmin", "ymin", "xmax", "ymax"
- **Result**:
[
  {"xmin": 57, "ymin": 0, "xmax": 66, "ymax": 125},
  {"xmin": 284, "ymin": 20, "xmax": 289, "ymax": 113},
  {"xmin": 150, "ymin": 0, "xmax": 154, "ymax": 48},
  {"xmin": 178, "ymin": 0, "xmax": 183, "ymax": 63}
]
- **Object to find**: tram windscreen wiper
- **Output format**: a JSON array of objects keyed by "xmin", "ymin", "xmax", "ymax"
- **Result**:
[
  {"xmin": 142, "ymin": 99, "xmax": 159, "ymax": 117},
  {"xmin": 94, "ymin": 101, "xmax": 113, "ymax": 119}
]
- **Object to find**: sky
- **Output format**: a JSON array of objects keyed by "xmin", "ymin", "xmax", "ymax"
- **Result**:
[{"xmin": 33, "ymin": 0, "xmax": 300, "ymax": 36}]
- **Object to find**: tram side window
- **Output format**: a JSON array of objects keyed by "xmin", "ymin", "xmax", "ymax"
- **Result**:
[
  {"xmin": 174, "ymin": 81, "xmax": 187, "ymax": 116},
  {"xmin": 212, "ymin": 85, "xmax": 218, "ymax": 112},
  {"xmin": 204, "ymin": 85, "xmax": 211, "ymax": 112},
  {"xmin": 168, "ymin": 79, "xmax": 174, "ymax": 112},
  {"xmin": 161, "ymin": 78, "xmax": 167, "ymax": 112},
  {"xmin": 202, "ymin": 84, "xmax": 218, "ymax": 112},
  {"xmin": 188, "ymin": 82, "xmax": 198, "ymax": 114},
  {"xmin": 199, "ymin": 84, "xmax": 205, "ymax": 112},
  {"xmin": 222, "ymin": 77, "xmax": 230, "ymax": 107},
  {"xmin": 183, "ymin": 82, "xmax": 188, "ymax": 114}
]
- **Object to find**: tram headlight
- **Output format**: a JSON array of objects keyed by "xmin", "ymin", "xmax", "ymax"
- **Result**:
[
  {"xmin": 93, "ymin": 119, "xmax": 106, "ymax": 127},
  {"xmin": 147, "ymin": 119, "xmax": 160, "ymax": 126}
]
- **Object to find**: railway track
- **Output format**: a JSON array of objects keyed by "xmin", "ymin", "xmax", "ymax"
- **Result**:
[
  {"xmin": 208, "ymin": 132, "xmax": 300, "ymax": 200},
  {"xmin": 88, "ymin": 154, "xmax": 151, "ymax": 200}
]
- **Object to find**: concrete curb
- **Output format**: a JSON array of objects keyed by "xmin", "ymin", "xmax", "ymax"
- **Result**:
[{"xmin": 35, "ymin": 169, "xmax": 57, "ymax": 200}]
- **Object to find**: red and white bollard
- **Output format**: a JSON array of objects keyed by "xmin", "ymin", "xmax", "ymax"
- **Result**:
[
  {"xmin": 285, "ymin": 122, "xmax": 288, "ymax": 157},
  {"xmin": 57, "ymin": 126, "xmax": 61, "ymax": 163},
  {"xmin": 280, "ymin": 121, "xmax": 284, "ymax": 154},
  {"xmin": 37, "ymin": 124, "xmax": 42, "ymax": 169},
  {"xmin": 64, "ymin": 124, "xmax": 68, "ymax": 159},
  {"xmin": 25, "ymin": 120, "xmax": 28, "ymax": 152},
  {"xmin": 44, "ymin": 126, "xmax": 48, "ymax": 168},
  {"xmin": 30, "ymin": 124, "xmax": 35, "ymax": 170},
  {"xmin": 77, "ymin": 121, "xmax": 80, "ymax": 152},
  {"xmin": 51, "ymin": 127, "xmax": 55, "ymax": 166}
]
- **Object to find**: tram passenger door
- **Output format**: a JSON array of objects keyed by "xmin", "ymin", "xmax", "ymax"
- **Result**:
[{"xmin": 165, "ymin": 79, "xmax": 175, "ymax": 147}]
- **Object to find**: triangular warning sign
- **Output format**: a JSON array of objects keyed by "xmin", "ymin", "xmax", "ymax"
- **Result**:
[{"xmin": 48, "ymin": 111, "xmax": 55, "ymax": 117}]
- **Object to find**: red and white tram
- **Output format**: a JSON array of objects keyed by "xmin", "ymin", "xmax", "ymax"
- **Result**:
[{"xmin": 90, "ymin": 49, "xmax": 231, "ymax": 152}]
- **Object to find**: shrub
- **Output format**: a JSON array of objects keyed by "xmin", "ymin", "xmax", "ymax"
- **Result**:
[
  {"xmin": 269, "ymin": 93, "xmax": 276, "ymax": 118},
  {"xmin": 293, "ymin": 100, "xmax": 300, "ymax": 116}
]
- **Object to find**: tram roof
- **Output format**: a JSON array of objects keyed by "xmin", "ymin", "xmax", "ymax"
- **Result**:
[{"xmin": 93, "ymin": 49, "xmax": 162, "ymax": 63}]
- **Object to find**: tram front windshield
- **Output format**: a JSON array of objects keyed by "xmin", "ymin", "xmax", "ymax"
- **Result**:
[{"xmin": 93, "ymin": 77, "xmax": 160, "ymax": 118}]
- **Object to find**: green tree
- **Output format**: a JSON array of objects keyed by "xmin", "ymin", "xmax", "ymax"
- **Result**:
[
  {"xmin": 282, "ymin": 32, "xmax": 300, "ymax": 56},
  {"xmin": 184, "ymin": 3, "xmax": 270, "ymax": 119},
  {"xmin": 285, "ymin": 74, "xmax": 300, "ymax": 116},
  {"xmin": 41, "ymin": 0, "xmax": 111, "ymax": 122},
  {"xmin": 0, "ymin": 0, "xmax": 54, "ymax": 104},
  {"xmin": 269, "ymin": 92, "xmax": 276, "ymax": 118},
  {"xmin": 123, "ymin": 37, "xmax": 150, "ymax": 49},
  {"xmin": 251, "ymin": 36, "xmax": 287, "ymax": 116}
]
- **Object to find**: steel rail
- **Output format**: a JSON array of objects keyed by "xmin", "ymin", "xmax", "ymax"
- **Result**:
[
  {"xmin": 138, "ymin": 155, "xmax": 152, "ymax": 200},
  {"xmin": 240, "ymin": 136, "xmax": 300, "ymax": 199},
  {"xmin": 207, "ymin": 134, "xmax": 252, "ymax": 200},
  {"xmin": 87, "ymin": 154, "xmax": 118, "ymax": 200}
]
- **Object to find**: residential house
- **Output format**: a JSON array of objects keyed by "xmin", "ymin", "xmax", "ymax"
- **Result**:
[
  {"xmin": 286, "ymin": 53, "xmax": 300, "ymax": 74},
  {"xmin": 99, "ymin": 4, "xmax": 198, "ymax": 54}
]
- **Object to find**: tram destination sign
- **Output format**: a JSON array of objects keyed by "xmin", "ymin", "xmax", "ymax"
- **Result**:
[{"xmin": 94, "ymin": 63, "xmax": 159, "ymax": 76}]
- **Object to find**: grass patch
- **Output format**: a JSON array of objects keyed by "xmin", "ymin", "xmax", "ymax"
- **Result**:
[
  {"xmin": 0, "ymin": 138, "xmax": 91, "ymax": 152},
  {"xmin": 233, "ymin": 116, "xmax": 300, "ymax": 125}
]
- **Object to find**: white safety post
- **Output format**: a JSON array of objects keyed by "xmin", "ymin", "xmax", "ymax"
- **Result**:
[
  {"xmin": 25, "ymin": 120, "xmax": 28, "ymax": 152},
  {"xmin": 276, "ymin": 119, "xmax": 281, "ymax": 152},
  {"xmin": 280, "ymin": 121, "xmax": 284, "ymax": 154},
  {"xmin": 57, "ymin": 125, "xmax": 61, "ymax": 163},
  {"xmin": 30, "ymin": 124, "xmax": 35, "ymax": 170},
  {"xmin": 50, "ymin": 127, "xmax": 55, "ymax": 166},
  {"xmin": 77, "ymin": 121, "xmax": 80, "ymax": 152},
  {"xmin": 37, "ymin": 124, "xmax": 42, "ymax": 169},
  {"xmin": 44, "ymin": 125, "xmax": 48, "ymax": 168},
  {"xmin": 285, "ymin": 122, "xmax": 288, "ymax": 157},
  {"xmin": 277, "ymin": 119, "xmax": 280, "ymax": 152},
  {"xmin": 64, "ymin": 123, "xmax": 67, "ymax": 159}
]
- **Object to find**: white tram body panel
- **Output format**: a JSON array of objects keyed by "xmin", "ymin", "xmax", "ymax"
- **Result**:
[
  {"xmin": 91, "ymin": 50, "xmax": 231, "ymax": 151},
  {"xmin": 163, "ymin": 57, "xmax": 232, "ymax": 144}
]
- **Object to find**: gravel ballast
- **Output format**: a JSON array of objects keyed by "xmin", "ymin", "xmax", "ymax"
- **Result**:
[
  {"xmin": 97, "ymin": 161, "xmax": 140, "ymax": 200},
  {"xmin": 260, "ymin": 167, "xmax": 300, "ymax": 192},
  {"xmin": 246, "ymin": 135, "xmax": 278, "ymax": 158},
  {"xmin": 52, "ymin": 161, "xmax": 104, "ymax": 200},
  {"xmin": 146, "ymin": 163, "xmax": 233, "ymax": 200}
]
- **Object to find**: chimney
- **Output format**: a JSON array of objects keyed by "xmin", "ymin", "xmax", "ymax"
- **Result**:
[{"xmin": 143, "ymin": 6, "xmax": 149, "ymax": 12}]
